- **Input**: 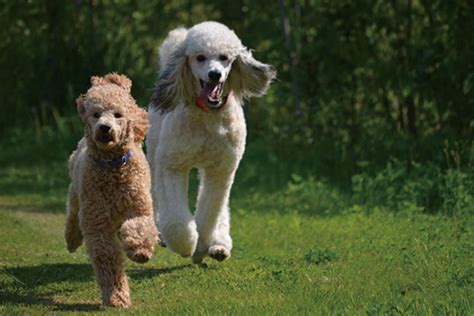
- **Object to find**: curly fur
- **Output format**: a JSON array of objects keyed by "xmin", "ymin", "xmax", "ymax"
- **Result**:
[
  {"xmin": 147, "ymin": 21, "xmax": 276, "ymax": 264},
  {"xmin": 65, "ymin": 73, "xmax": 158, "ymax": 308}
]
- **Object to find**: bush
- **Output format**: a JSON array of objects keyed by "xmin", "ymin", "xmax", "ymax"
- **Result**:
[
  {"xmin": 0, "ymin": 114, "xmax": 81, "ymax": 166},
  {"xmin": 351, "ymin": 159, "xmax": 473, "ymax": 215},
  {"xmin": 236, "ymin": 174, "xmax": 348, "ymax": 216}
]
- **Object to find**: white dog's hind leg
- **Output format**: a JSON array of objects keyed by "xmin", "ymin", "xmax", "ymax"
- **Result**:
[
  {"xmin": 192, "ymin": 168, "xmax": 235, "ymax": 263},
  {"xmin": 146, "ymin": 109, "xmax": 163, "ymax": 246},
  {"xmin": 154, "ymin": 166, "xmax": 198, "ymax": 257}
]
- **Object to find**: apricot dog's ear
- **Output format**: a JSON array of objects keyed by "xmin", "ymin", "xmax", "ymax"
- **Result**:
[
  {"xmin": 76, "ymin": 94, "xmax": 87, "ymax": 121},
  {"xmin": 131, "ymin": 106, "xmax": 149, "ymax": 145}
]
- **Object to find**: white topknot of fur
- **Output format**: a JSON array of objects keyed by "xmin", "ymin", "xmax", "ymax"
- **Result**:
[
  {"xmin": 185, "ymin": 21, "xmax": 243, "ymax": 58},
  {"xmin": 159, "ymin": 27, "xmax": 188, "ymax": 70}
]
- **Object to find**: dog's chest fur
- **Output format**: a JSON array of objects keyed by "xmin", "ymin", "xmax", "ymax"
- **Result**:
[
  {"xmin": 158, "ymin": 99, "xmax": 246, "ymax": 171},
  {"xmin": 73, "ymin": 147, "xmax": 147, "ymax": 218}
]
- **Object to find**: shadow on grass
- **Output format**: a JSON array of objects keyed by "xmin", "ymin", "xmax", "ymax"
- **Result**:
[
  {"xmin": 5, "ymin": 263, "xmax": 93, "ymax": 286},
  {"xmin": 0, "ymin": 290, "xmax": 102, "ymax": 312},
  {"xmin": 128, "ymin": 264, "xmax": 194, "ymax": 280},
  {"xmin": 1, "ymin": 263, "xmax": 100, "ymax": 312},
  {"xmin": 2, "ymin": 262, "xmax": 194, "ymax": 311},
  {"xmin": 0, "ymin": 203, "xmax": 64, "ymax": 214},
  {"xmin": 0, "ymin": 290, "xmax": 55, "ymax": 306},
  {"xmin": 53, "ymin": 303, "xmax": 102, "ymax": 312}
]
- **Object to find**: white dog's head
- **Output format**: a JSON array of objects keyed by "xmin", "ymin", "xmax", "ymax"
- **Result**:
[{"xmin": 152, "ymin": 21, "xmax": 276, "ymax": 112}]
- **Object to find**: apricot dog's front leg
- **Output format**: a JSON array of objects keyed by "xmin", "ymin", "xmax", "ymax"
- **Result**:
[
  {"xmin": 65, "ymin": 184, "xmax": 83, "ymax": 253},
  {"xmin": 120, "ymin": 214, "xmax": 158, "ymax": 264}
]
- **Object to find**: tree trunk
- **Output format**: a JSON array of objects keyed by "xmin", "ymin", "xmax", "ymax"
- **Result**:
[
  {"xmin": 278, "ymin": 0, "xmax": 301, "ymax": 117},
  {"xmin": 406, "ymin": 95, "xmax": 417, "ymax": 136}
]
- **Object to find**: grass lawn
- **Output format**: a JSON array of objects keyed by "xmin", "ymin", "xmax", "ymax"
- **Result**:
[{"xmin": 0, "ymin": 164, "xmax": 472, "ymax": 314}]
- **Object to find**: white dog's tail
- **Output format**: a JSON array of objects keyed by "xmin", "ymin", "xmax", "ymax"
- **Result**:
[{"xmin": 159, "ymin": 27, "xmax": 188, "ymax": 72}]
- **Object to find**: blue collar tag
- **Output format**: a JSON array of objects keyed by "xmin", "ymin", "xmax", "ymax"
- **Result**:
[{"xmin": 93, "ymin": 150, "xmax": 133, "ymax": 168}]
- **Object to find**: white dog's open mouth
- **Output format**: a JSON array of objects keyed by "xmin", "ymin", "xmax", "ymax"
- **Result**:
[{"xmin": 196, "ymin": 79, "xmax": 225, "ymax": 110}]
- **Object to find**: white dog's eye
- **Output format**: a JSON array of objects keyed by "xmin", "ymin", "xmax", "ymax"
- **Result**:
[
  {"xmin": 114, "ymin": 112, "xmax": 122, "ymax": 118},
  {"xmin": 219, "ymin": 54, "xmax": 228, "ymax": 61},
  {"xmin": 196, "ymin": 55, "xmax": 206, "ymax": 62},
  {"xmin": 93, "ymin": 112, "xmax": 101, "ymax": 118}
]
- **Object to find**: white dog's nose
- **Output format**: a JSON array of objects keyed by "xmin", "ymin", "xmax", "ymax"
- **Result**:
[{"xmin": 208, "ymin": 70, "xmax": 221, "ymax": 82}]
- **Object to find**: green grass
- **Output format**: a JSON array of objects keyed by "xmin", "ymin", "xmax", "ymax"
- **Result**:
[
  {"xmin": 0, "ymin": 123, "xmax": 472, "ymax": 314},
  {"xmin": 0, "ymin": 164, "xmax": 472, "ymax": 314}
]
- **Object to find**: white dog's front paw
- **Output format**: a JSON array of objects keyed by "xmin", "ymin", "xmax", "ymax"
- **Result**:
[
  {"xmin": 157, "ymin": 232, "xmax": 167, "ymax": 247},
  {"xmin": 191, "ymin": 244, "xmax": 231, "ymax": 264},
  {"xmin": 161, "ymin": 221, "xmax": 198, "ymax": 257},
  {"xmin": 191, "ymin": 242, "xmax": 208, "ymax": 264},
  {"xmin": 208, "ymin": 245, "xmax": 231, "ymax": 262}
]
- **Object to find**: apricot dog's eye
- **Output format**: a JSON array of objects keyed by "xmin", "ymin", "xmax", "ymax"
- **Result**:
[
  {"xmin": 219, "ymin": 54, "xmax": 228, "ymax": 61},
  {"xmin": 93, "ymin": 112, "xmax": 101, "ymax": 118},
  {"xmin": 196, "ymin": 55, "xmax": 206, "ymax": 62},
  {"xmin": 114, "ymin": 112, "xmax": 122, "ymax": 118}
]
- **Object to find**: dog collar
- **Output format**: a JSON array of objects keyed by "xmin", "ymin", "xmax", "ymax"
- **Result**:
[
  {"xmin": 92, "ymin": 150, "xmax": 133, "ymax": 168},
  {"xmin": 195, "ymin": 94, "xmax": 229, "ymax": 113}
]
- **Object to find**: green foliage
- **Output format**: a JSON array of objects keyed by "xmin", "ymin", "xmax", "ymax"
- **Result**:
[
  {"xmin": 0, "ymin": 115, "xmax": 82, "ymax": 167},
  {"xmin": 0, "ymin": 0, "xmax": 220, "ymax": 131},
  {"xmin": 234, "ymin": 173, "xmax": 348, "ymax": 216},
  {"xmin": 1, "ymin": 1, "xmax": 473, "ymax": 181},
  {"xmin": 352, "ymin": 159, "xmax": 474, "ymax": 215}
]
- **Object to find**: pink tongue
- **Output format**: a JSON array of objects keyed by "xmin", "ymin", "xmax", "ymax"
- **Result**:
[
  {"xmin": 197, "ymin": 83, "xmax": 213, "ymax": 104},
  {"xmin": 210, "ymin": 84, "xmax": 220, "ymax": 98},
  {"xmin": 195, "ymin": 83, "xmax": 218, "ymax": 112}
]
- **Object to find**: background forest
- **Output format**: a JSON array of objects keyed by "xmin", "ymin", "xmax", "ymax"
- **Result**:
[
  {"xmin": 2, "ymin": 0, "xmax": 473, "ymax": 198},
  {"xmin": 0, "ymin": 1, "xmax": 472, "ymax": 313}
]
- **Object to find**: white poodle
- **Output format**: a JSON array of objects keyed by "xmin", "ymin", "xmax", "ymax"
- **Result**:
[{"xmin": 146, "ymin": 21, "xmax": 276, "ymax": 264}]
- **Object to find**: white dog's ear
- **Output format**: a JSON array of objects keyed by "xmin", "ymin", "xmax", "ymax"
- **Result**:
[
  {"xmin": 151, "ymin": 42, "xmax": 194, "ymax": 113},
  {"xmin": 229, "ymin": 48, "xmax": 276, "ymax": 100}
]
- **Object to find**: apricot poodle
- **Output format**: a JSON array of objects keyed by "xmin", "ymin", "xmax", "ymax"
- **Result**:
[{"xmin": 65, "ymin": 73, "xmax": 158, "ymax": 307}]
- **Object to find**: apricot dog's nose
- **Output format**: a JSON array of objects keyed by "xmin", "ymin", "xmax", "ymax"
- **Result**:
[{"xmin": 99, "ymin": 125, "xmax": 111, "ymax": 133}]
